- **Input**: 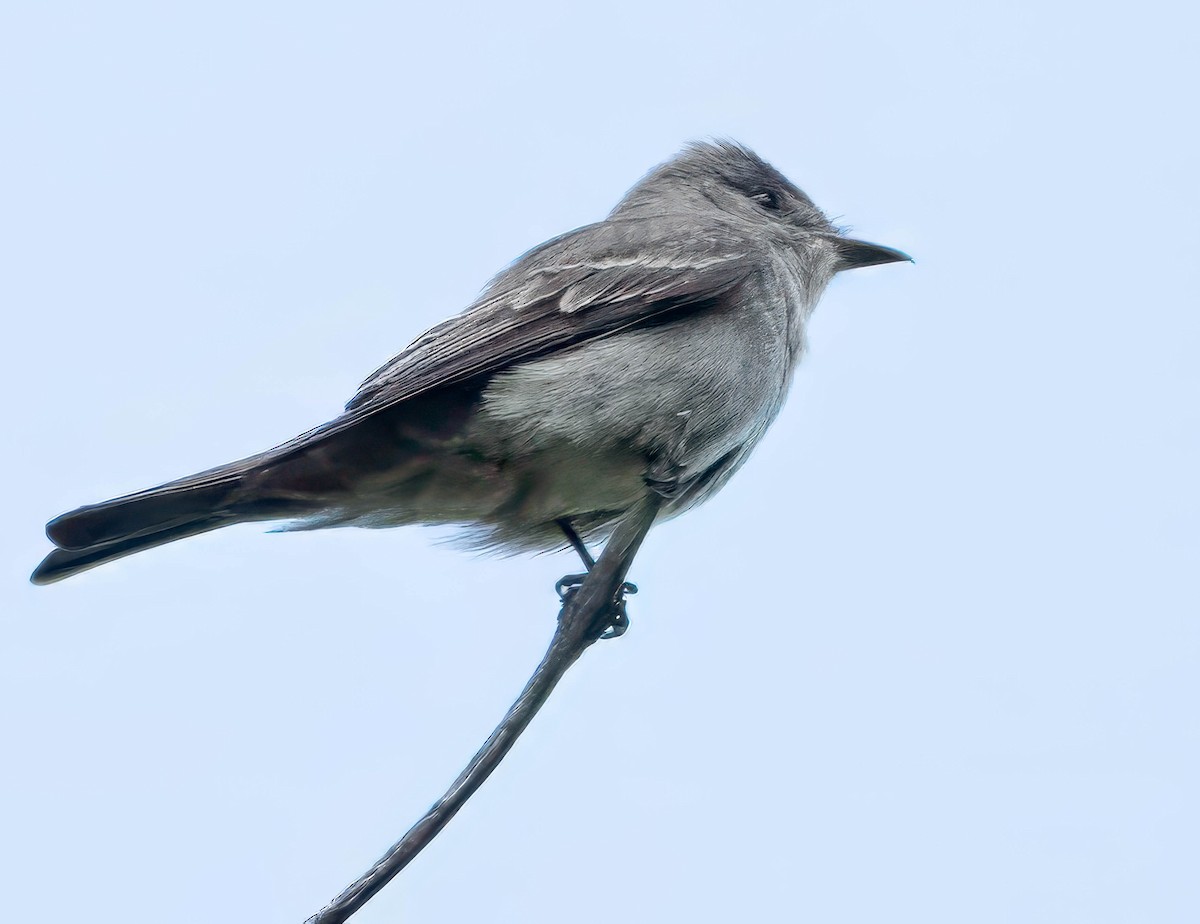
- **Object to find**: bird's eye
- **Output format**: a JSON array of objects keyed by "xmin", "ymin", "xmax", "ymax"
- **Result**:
[{"xmin": 751, "ymin": 190, "xmax": 781, "ymax": 210}]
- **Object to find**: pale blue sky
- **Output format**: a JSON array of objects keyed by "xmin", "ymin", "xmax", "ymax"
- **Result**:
[{"xmin": 2, "ymin": 2, "xmax": 1197, "ymax": 922}]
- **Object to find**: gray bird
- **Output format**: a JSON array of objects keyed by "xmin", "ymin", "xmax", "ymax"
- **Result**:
[{"xmin": 31, "ymin": 141, "xmax": 909, "ymax": 588}]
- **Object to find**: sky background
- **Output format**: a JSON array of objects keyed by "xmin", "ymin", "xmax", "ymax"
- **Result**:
[{"xmin": 2, "ymin": 2, "xmax": 1197, "ymax": 922}]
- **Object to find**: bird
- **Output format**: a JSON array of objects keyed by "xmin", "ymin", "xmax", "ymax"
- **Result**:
[{"xmin": 31, "ymin": 140, "xmax": 909, "ymax": 589}]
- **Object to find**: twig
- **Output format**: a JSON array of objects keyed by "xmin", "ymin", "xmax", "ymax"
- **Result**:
[{"xmin": 304, "ymin": 494, "xmax": 663, "ymax": 923}]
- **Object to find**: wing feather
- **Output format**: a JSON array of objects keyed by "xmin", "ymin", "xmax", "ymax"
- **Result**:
[{"xmin": 344, "ymin": 215, "xmax": 756, "ymax": 415}]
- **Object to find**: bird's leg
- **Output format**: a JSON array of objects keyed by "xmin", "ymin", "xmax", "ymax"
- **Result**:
[
  {"xmin": 557, "ymin": 518, "xmax": 596, "ymax": 570},
  {"xmin": 555, "ymin": 518, "xmax": 637, "ymax": 638}
]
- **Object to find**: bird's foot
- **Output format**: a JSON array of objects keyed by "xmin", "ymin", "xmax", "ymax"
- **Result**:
[{"xmin": 556, "ymin": 573, "xmax": 638, "ymax": 639}]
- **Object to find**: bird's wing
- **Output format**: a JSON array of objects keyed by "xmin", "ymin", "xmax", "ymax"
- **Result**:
[{"xmin": 342, "ymin": 215, "xmax": 756, "ymax": 417}]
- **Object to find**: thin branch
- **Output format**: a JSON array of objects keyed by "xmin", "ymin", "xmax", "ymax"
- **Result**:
[{"xmin": 304, "ymin": 494, "xmax": 663, "ymax": 924}]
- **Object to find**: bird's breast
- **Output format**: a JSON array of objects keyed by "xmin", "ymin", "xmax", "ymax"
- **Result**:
[{"xmin": 471, "ymin": 287, "xmax": 795, "ymax": 488}]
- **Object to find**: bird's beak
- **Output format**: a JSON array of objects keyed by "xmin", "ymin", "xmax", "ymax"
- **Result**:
[{"xmin": 829, "ymin": 236, "xmax": 913, "ymax": 271}]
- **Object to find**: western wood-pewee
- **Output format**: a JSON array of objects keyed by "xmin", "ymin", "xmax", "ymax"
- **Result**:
[{"xmin": 32, "ymin": 141, "xmax": 909, "ymax": 586}]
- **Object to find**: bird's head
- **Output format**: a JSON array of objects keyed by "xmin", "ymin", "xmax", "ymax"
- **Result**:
[{"xmin": 613, "ymin": 140, "xmax": 911, "ymax": 273}]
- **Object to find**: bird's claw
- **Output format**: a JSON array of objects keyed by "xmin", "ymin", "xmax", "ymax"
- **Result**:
[
  {"xmin": 556, "ymin": 573, "xmax": 638, "ymax": 639},
  {"xmin": 555, "ymin": 573, "xmax": 586, "ymax": 601}
]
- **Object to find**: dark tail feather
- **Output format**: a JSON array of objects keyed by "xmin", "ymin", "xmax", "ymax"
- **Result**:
[
  {"xmin": 31, "ymin": 515, "xmax": 237, "ymax": 585},
  {"xmin": 32, "ymin": 455, "xmax": 320, "ymax": 585},
  {"xmin": 31, "ymin": 397, "xmax": 445, "ymax": 585},
  {"xmin": 46, "ymin": 480, "xmax": 243, "ymax": 550}
]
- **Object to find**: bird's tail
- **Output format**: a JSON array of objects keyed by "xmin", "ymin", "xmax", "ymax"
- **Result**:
[
  {"xmin": 31, "ymin": 387, "xmax": 483, "ymax": 585},
  {"xmin": 30, "ymin": 456, "xmax": 317, "ymax": 585}
]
